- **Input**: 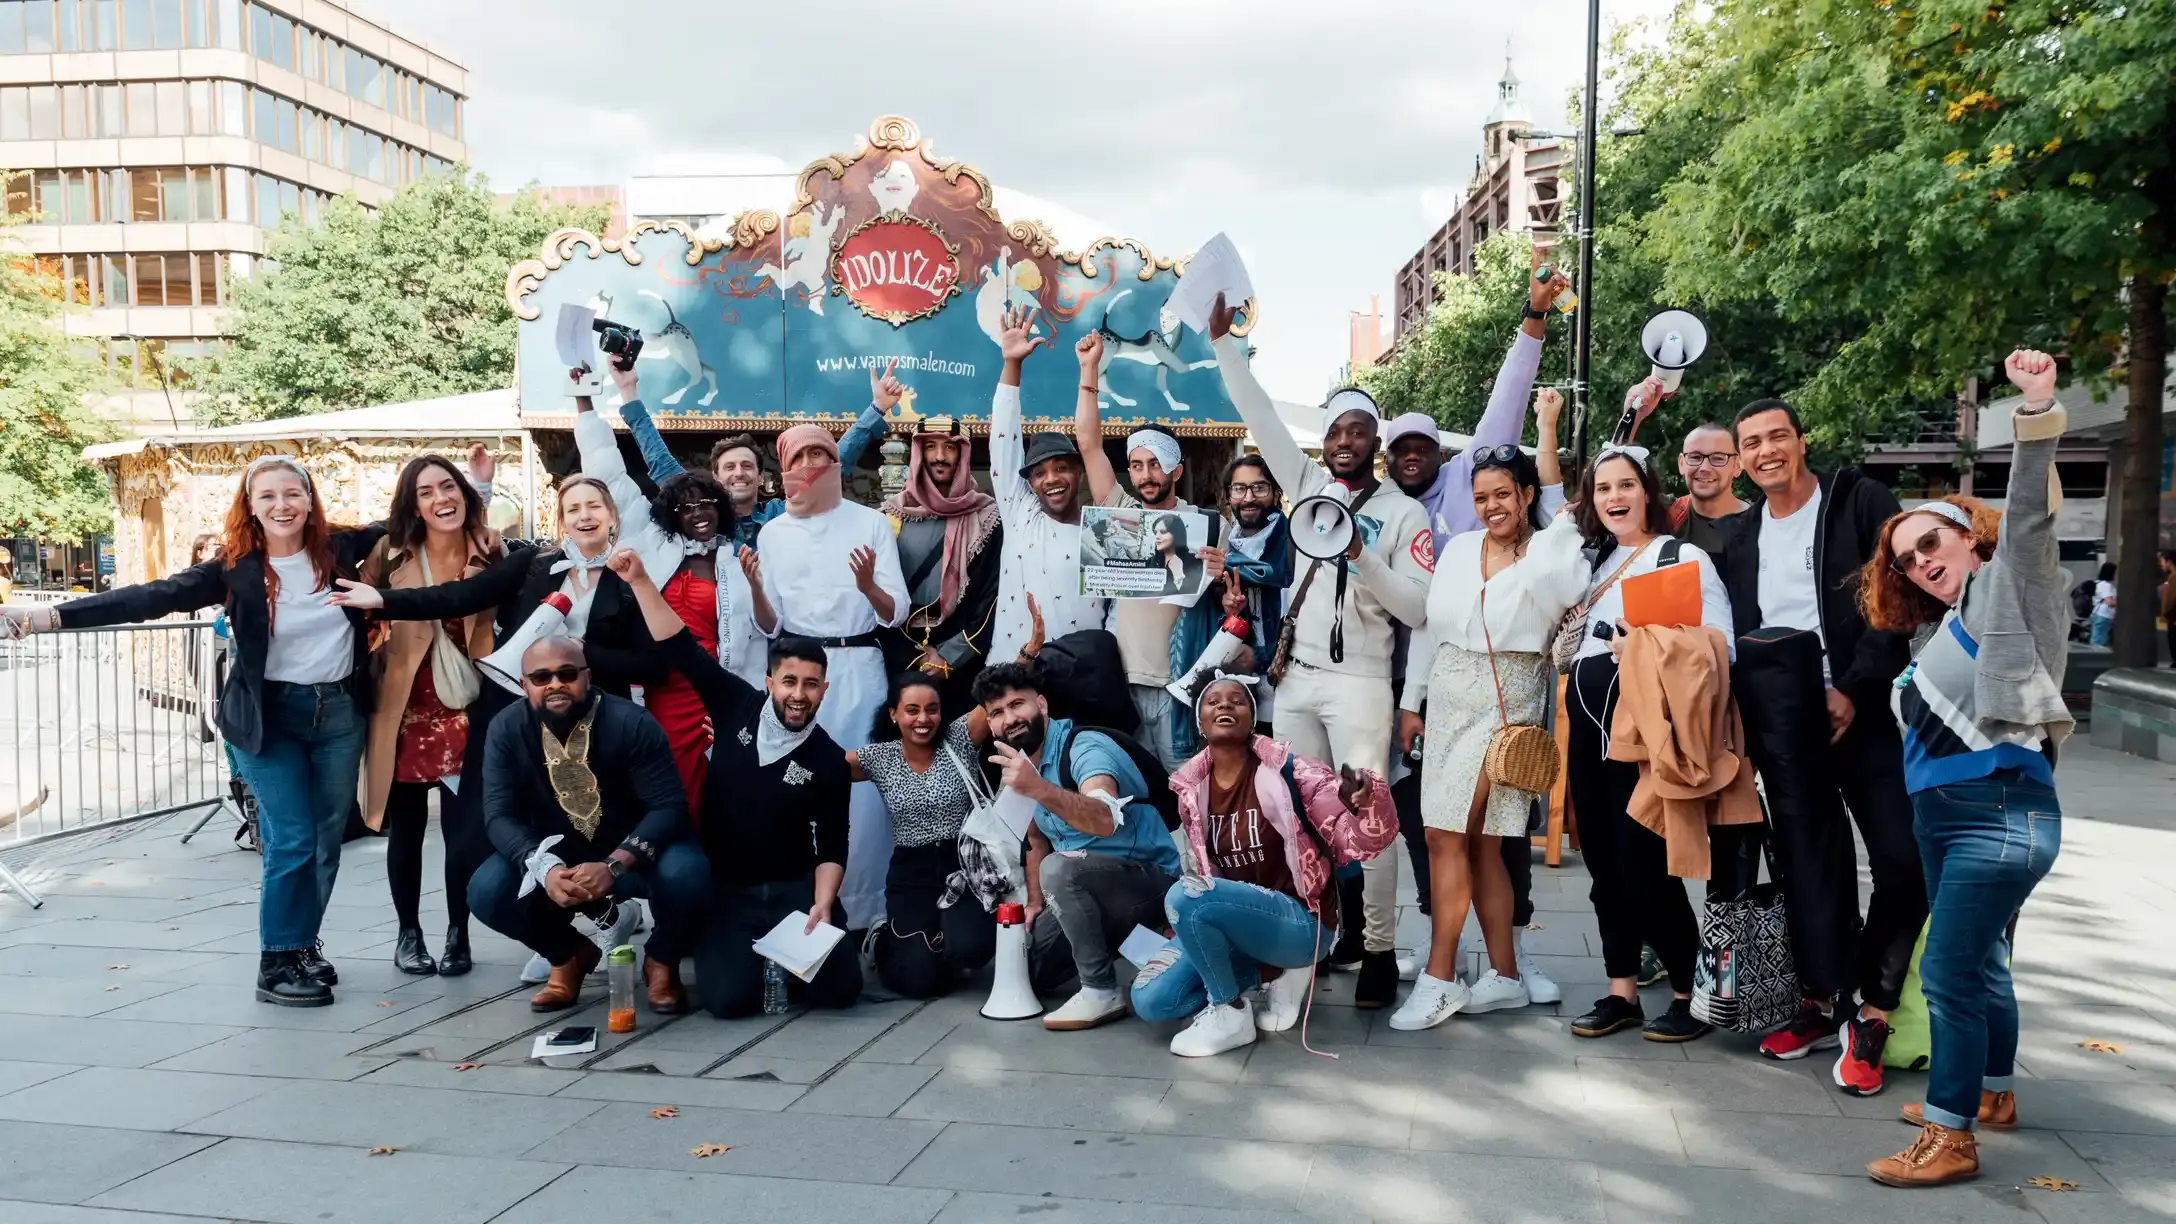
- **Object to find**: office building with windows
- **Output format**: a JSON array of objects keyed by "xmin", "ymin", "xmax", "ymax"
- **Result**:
[{"xmin": 0, "ymin": 0, "xmax": 466, "ymax": 421}]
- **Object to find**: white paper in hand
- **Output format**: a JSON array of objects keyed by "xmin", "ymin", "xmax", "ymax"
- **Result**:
[
  {"xmin": 1168, "ymin": 233, "xmax": 1252, "ymax": 333},
  {"xmin": 752, "ymin": 911, "xmax": 845, "ymax": 983},
  {"xmin": 1118, "ymin": 924, "xmax": 1169, "ymax": 967},
  {"xmin": 556, "ymin": 304, "xmax": 603, "ymax": 396}
]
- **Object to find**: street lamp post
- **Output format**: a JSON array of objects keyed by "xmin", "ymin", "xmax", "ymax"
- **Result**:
[{"xmin": 1572, "ymin": 0, "xmax": 1602, "ymax": 473}]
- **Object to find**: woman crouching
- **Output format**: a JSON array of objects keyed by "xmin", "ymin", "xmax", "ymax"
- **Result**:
[{"xmin": 1132, "ymin": 673, "xmax": 1396, "ymax": 1057}]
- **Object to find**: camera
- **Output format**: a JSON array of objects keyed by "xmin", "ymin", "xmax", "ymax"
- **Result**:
[{"xmin": 591, "ymin": 318, "xmax": 643, "ymax": 370}]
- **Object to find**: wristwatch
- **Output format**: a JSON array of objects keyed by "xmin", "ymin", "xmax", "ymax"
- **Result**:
[
  {"xmin": 606, "ymin": 857, "xmax": 626, "ymax": 880},
  {"xmin": 1520, "ymin": 303, "xmax": 1551, "ymax": 322}
]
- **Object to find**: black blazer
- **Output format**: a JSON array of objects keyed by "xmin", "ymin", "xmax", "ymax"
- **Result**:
[
  {"xmin": 372, "ymin": 544, "xmax": 667, "ymax": 697},
  {"xmin": 59, "ymin": 527, "xmax": 387, "ymax": 755},
  {"xmin": 480, "ymin": 692, "xmax": 688, "ymax": 869}
]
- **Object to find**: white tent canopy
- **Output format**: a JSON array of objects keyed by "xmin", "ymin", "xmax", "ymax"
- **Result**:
[{"xmin": 84, "ymin": 388, "xmax": 522, "ymax": 460}]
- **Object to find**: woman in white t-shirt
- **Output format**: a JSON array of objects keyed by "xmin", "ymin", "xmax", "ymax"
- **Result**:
[
  {"xmin": 1562, "ymin": 445, "xmax": 1734, "ymax": 1046},
  {"xmin": 3, "ymin": 457, "xmax": 385, "ymax": 1010},
  {"xmin": 2089, "ymin": 562, "xmax": 2116, "ymax": 646}
]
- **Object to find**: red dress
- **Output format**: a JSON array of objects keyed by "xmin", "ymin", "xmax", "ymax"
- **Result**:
[
  {"xmin": 647, "ymin": 568, "xmax": 719, "ymax": 819},
  {"xmin": 394, "ymin": 619, "xmax": 470, "ymax": 784}
]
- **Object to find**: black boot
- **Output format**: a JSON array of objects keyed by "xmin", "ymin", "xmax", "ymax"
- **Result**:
[
  {"xmin": 1354, "ymin": 949, "xmax": 1400, "ymax": 1010},
  {"xmin": 437, "ymin": 923, "xmax": 472, "ymax": 977},
  {"xmin": 257, "ymin": 950, "xmax": 332, "ymax": 1007},
  {"xmin": 298, "ymin": 940, "xmax": 338, "ymax": 986},
  {"xmin": 393, "ymin": 927, "xmax": 437, "ymax": 976}
]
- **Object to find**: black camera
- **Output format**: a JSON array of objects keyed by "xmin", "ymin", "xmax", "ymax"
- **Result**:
[{"xmin": 591, "ymin": 318, "xmax": 643, "ymax": 371}]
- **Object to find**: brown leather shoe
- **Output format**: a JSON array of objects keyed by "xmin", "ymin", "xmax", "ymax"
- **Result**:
[
  {"xmin": 529, "ymin": 943, "xmax": 600, "ymax": 1012},
  {"xmin": 1867, "ymin": 1122, "xmax": 1980, "ymax": 1187},
  {"xmin": 1898, "ymin": 1090, "xmax": 2017, "ymax": 1131},
  {"xmin": 644, "ymin": 955, "xmax": 687, "ymax": 1014}
]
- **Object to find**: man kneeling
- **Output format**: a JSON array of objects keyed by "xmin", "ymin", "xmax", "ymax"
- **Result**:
[
  {"xmin": 611, "ymin": 550, "xmax": 863, "ymax": 1018},
  {"xmin": 975, "ymin": 661, "xmax": 1184, "ymax": 1031},
  {"xmin": 1134, "ymin": 674, "xmax": 1394, "ymax": 1056},
  {"xmin": 470, "ymin": 636, "xmax": 710, "ymax": 1013}
]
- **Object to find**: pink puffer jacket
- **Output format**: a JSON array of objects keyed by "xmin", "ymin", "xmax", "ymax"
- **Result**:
[{"xmin": 1168, "ymin": 736, "xmax": 1397, "ymax": 920}]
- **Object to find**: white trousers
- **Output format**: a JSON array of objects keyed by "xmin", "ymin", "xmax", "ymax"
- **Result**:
[{"xmin": 1272, "ymin": 662, "xmax": 1398, "ymax": 952}]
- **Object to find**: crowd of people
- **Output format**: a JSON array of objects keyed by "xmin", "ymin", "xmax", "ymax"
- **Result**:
[{"xmin": 0, "ymin": 271, "xmax": 2081, "ymax": 1190}]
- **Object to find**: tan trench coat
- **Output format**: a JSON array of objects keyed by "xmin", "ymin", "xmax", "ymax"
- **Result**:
[{"xmin": 358, "ymin": 531, "xmax": 503, "ymax": 830}]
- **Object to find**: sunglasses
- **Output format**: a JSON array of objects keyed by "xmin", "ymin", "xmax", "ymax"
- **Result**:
[
  {"xmin": 1890, "ymin": 526, "xmax": 1957, "ymax": 575},
  {"xmin": 1471, "ymin": 444, "xmax": 1522, "ymax": 470},
  {"xmin": 523, "ymin": 665, "xmax": 588, "ymax": 686},
  {"xmin": 1681, "ymin": 451, "xmax": 1737, "ymax": 468},
  {"xmin": 674, "ymin": 497, "xmax": 718, "ymax": 511}
]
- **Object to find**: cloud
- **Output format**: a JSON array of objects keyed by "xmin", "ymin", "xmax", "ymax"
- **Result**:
[{"xmin": 359, "ymin": 0, "xmax": 1680, "ymax": 400}]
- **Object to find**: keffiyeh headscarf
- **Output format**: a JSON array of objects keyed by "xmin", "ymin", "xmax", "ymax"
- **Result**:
[
  {"xmin": 880, "ymin": 433, "xmax": 998, "ymax": 624},
  {"xmin": 777, "ymin": 425, "xmax": 842, "ymax": 517}
]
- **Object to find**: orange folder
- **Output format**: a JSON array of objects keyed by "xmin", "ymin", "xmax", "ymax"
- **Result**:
[{"xmin": 1620, "ymin": 561, "xmax": 1703, "ymax": 629}]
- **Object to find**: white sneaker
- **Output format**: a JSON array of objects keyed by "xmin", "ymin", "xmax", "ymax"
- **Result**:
[
  {"xmin": 1397, "ymin": 931, "xmax": 1430, "ymax": 982},
  {"xmin": 1388, "ymin": 972, "xmax": 1470, "ymax": 1031},
  {"xmin": 1256, "ymin": 966, "xmax": 1312, "ymax": 1033},
  {"xmin": 1514, "ymin": 928, "xmax": 1560, "ymax": 1004},
  {"xmin": 1464, "ymin": 968, "xmax": 1531, "ymax": 1013},
  {"xmin": 519, "ymin": 953, "xmax": 552, "ymax": 984},
  {"xmin": 1042, "ymin": 987, "xmax": 1128, "ymax": 1031},
  {"xmin": 1170, "ymin": 999, "xmax": 1257, "ymax": 1057}
]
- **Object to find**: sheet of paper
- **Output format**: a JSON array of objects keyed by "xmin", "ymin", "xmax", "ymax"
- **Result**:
[
  {"xmin": 1168, "ymin": 232, "xmax": 1252, "ymax": 332},
  {"xmin": 555, "ymin": 303, "xmax": 596, "ymax": 367},
  {"xmin": 991, "ymin": 787, "xmax": 1038, "ymax": 845},
  {"xmin": 531, "ymin": 1029, "xmax": 597, "ymax": 1060},
  {"xmin": 1118, "ymin": 924, "xmax": 1168, "ymax": 967},
  {"xmin": 752, "ymin": 911, "xmax": 846, "ymax": 983}
]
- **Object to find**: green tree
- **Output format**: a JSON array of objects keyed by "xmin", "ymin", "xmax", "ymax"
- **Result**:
[
  {"xmin": 195, "ymin": 169, "xmax": 608, "ymax": 422},
  {"xmin": 1646, "ymin": 0, "xmax": 2176, "ymax": 665},
  {"xmin": 0, "ymin": 213, "xmax": 116, "ymax": 541}
]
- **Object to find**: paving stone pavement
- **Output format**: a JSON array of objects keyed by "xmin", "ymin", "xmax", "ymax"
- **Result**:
[{"xmin": 0, "ymin": 740, "xmax": 2171, "ymax": 1222}]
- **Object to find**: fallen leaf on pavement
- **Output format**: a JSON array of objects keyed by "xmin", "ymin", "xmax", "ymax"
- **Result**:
[
  {"xmin": 375, "ymin": 1001, "xmax": 397, "ymax": 1007},
  {"xmin": 106, "ymin": 964, "xmax": 128, "ymax": 970},
  {"xmin": 2027, "ymin": 1176, "xmax": 2078, "ymax": 1192},
  {"xmin": 2078, "ymin": 1041, "xmax": 2123, "ymax": 1054},
  {"xmin": 1524, "ymin": 922, "xmax": 1544, "ymax": 931},
  {"xmin": 104, "ymin": 985, "xmax": 121, "ymax": 992},
  {"xmin": 173, "ymin": 895, "xmax": 190, "ymax": 901},
  {"xmin": 368, "ymin": 1146, "xmax": 399, "ymax": 1156},
  {"xmin": 164, "ymin": 926, "xmax": 179, "ymax": 931},
  {"xmin": 650, "ymin": 1107, "xmax": 679, "ymax": 1118},
  {"xmin": 453, "ymin": 1063, "xmax": 481, "ymax": 1071},
  {"xmin": 689, "ymin": 1143, "xmax": 732, "ymax": 1157}
]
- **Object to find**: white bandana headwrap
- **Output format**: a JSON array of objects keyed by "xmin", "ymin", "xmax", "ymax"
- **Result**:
[
  {"xmin": 1322, "ymin": 387, "xmax": 1382, "ymax": 432},
  {"xmin": 1125, "ymin": 429, "xmax": 1182, "ymax": 472},
  {"xmin": 1191, "ymin": 670, "xmax": 1261, "ymax": 716},
  {"xmin": 1914, "ymin": 501, "xmax": 1975, "ymax": 530},
  {"xmin": 1593, "ymin": 443, "xmax": 1652, "ymax": 473}
]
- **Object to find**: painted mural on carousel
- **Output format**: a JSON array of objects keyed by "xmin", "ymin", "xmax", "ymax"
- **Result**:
[{"xmin": 506, "ymin": 115, "xmax": 1255, "ymax": 436}]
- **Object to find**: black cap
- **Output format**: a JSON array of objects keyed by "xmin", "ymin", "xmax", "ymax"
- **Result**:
[{"xmin": 1019, "ymin": 432, "xmax": 1082, "ymax": 478}]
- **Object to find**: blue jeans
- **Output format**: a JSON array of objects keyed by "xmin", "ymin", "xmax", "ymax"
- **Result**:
[
  {"xmin": 1132, "ymin": 878, "xmax": 1329, "ymax": 1019},
  {"xmin": 229, "ymin": 682, "xmax": 364, "ymax": 952},
  {"xmin": 2089, "ymin": 612, "xmax": 2113, "ymax": 646},
  {"xmin": 1913, "ymin": 767, "xmax": 2060, "ymax": 1131}
]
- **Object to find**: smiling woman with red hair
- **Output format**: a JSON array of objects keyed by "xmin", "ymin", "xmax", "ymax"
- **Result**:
[{"xmin": 1857, "ymin": 350, "xmax": 2074, "ymax": 1190}]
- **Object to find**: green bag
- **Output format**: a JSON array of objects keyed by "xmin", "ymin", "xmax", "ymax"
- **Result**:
[{"xmin": 1884, "ymin": 923, "xmax": 1932, "ymax": 1070}]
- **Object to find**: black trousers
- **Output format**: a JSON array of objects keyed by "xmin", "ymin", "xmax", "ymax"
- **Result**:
[
  {"xmin": 1733, "ymin": 633, "xmax": 1926, "ymax": 1012},
  {"xmin": 384, "ymin": 779, "xmax": 486, "ymax": 930},
  {"xmin": 873, "ymin": 841, "xmax": 998, "ymax": 999},
  {"xmin": 1567, "ymin": 656, "xmax": 1699, "ymax": 992},
  {"xmin": 468, "ymin": 842, "xmax": 712, "ymax": 967},
  {"xmin": 693, "ymin": 877, "xmax": 864, "ymax": 1018}
]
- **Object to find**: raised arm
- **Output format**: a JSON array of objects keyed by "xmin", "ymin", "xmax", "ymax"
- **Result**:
[
  {"xmin": 1072, "ymin": 333, "xmax": 1121, "ymax": 505},
  {"xmin": 573, "ymin": 377, "xmax": 660, "ymax": 535},
  {"xmin": 611, "ymin": 548, "xmax": 757, "ymax": 713},
  {"xmin": 991, "ymin": 304, "xmax": 1045, "ymax": 516},
  {"xmin": 621, "ymin": 713, "xmax": 692, "ymax": 859},
  {"xmin": 1995, "ymin": 349, "xmax": 2069, "ymax": 652},
  {"xmin": 612, "ymin": 367, "xmax": 689, "ymax": 485},
  {"xmin": 1209, "ymin": 297, "xmax": 1325, "ymax": 501},
  {"xmin": 838, "ymin": 360, "xmax": 906, "ymax": 471},
  {"xmin": 1533, "ymin": 386, "xmax": 1568, "ymax": 516}
]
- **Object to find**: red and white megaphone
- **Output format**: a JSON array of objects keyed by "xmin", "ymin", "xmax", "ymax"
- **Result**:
[
  {"xmin": 982, "ymin": 901, "xmax": 1043, "ymax": 1020},
  {"xmin": 478, "ymin": 591, "xmax": 575, "ymax": 694},
  {"xmin": 1167, "ymin": 614, "xmax": 1253, "ymax": 702}
]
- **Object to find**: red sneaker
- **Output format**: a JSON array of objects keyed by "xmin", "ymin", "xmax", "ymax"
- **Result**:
[
  {"xmin": 1833, "ymin": 1015, "xmax": 1890, "ymax": 1096},
  {"xmin": 1758, "ymin": 999, "xmax": 1841, "ymax": 1061}
]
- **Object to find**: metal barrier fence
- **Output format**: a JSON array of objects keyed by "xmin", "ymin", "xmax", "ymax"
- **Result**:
[{"xmin": 0, "ymin": 620, "xmax": 231, "ymax": 907}]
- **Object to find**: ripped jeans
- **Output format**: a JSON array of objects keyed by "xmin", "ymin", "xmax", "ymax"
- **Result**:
[{"xmin": 1131, "ymin": 878, "xmax": 1329, "ymax": 1019}]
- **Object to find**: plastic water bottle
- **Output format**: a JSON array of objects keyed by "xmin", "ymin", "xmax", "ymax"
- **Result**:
[
  {"xmin": 762, "ymin": 959, "xmax": 788, "ymax": 1015},
  {"xmin": 605, "ymin": 944, "xmax": 637, "ymax": 1033}
]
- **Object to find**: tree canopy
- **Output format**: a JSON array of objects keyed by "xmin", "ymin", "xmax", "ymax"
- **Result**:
[
  {"xmin": 0, "ymin": 214, "xmax": 116, "ymax": 542},
  {"xmin": 194, "ymin": 169, "xmax": 609, "ymax": 422}
]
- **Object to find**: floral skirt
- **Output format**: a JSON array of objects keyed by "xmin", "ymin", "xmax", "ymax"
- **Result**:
[{"xmin": 1421, "ymin": 643, "xmax": 1547, "ymax": 837}]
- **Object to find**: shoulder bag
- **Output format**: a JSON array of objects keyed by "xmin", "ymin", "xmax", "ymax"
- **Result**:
[
  {"xmin": 1479, "ymin": 556, "xmax": 1561, "ymax": 795},
  {"xmin": 1551, "ymin": 539, "xmax": 1652, "ymax": 674}
]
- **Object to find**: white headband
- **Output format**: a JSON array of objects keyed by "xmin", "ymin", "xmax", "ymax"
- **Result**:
[
  {"xmin": 1323, "ymin": 386, "xmax": 1381, "ymax": 431},
  {"xmin": 1593, "ymin": 443, "xmax": 1652, "ymax": 473},
  {"xmin": 1125, "ymin": 430, "xmax": 1182, "ymax": 472},
  {"xmin": 1915, "ymin": 501, "xmax": 1974, "ymax": 530},
  {"xmin": 1192, "ymin": 671, "xmax": 1260, "ymax": 716},
  {"xmin": 243, "ymin": 454, "xmax": 312, "ymax": 492}
]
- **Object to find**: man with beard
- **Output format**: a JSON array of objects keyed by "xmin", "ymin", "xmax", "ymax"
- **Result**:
[
  {"xmin": 618, "ymin": 364, "xmax": 898, "ymax": 550},
  {"xmin": 976, "ymin": 661, "xmax": 1183, "ymax": 1031},
  {"xmin": 988, "ymin": 305, "xmax": 1110, "ymax": 663},
  {"xmin": 879, "ymin": 417, "xmax": 1003, "ymax": 711},
  {"xmin": 1206, "ymin": 295, "xmax": 1432, "ymax": 1009},
  {"xmin": 468, "ymin": 635, "xmax": 710, "ymax": 1014},
  {"xmin": 610, "ymin": 551, "xmax": 863, "ymax": 1017},
  {"xmin": 1670, "ymin": 419, "xmax": 1752, "ymax": 562},
  {"xmin": 1073, "ymin": 331, "xmax": 1228, "ymax": 769},
  {"xmin": 1191, "ymin": 455, "xmax": 1291, "ymax": 737},
  {"xmin": 1722, "ymin": 398, "xmax": 1921, "ymax": 1098},
  {"xmin": 744, "ymin": 423, "xmax": 909, "ymax": 936}
]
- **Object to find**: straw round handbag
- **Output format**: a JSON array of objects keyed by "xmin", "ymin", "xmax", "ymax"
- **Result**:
[{"xmin": 1479, "ymin": 577, "xmax": 1561, "ymax": 795}]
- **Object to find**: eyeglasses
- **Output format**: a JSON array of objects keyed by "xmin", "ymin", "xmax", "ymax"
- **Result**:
[
  {"xmin": 1681, "ymin": 451, "xmax": 1737, "ymax": 468},
  {"xmin": 1227, "ymin": 481, "xmax": 1275, "ymax": 497},
  {"xmin": 1471, "ymin": 444, "xmax": 1521, "ymax": 469},
  {"xmin": 522, "ymin": 665, "xmax": 588, "ymax": 686},
  {"xmin": 1889, "ymin": 527, "xmax": 1957, "ymax": 575}
]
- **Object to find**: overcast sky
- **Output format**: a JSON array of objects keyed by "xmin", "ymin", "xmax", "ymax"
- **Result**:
[{"xmin": 354, "ymin": 0, "xmax": 1676, "ymax": 403}]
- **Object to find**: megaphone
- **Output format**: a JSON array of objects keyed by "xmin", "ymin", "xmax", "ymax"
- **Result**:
[
  {"xmin": 981, "ymin": 901, "xmax": 1043, "ymax": 1020},
  {"xmin": 1289, "ymin": 481, "xmax": 1356, "ymax": 562},
  {"xmin": 1641, "ymin": 309, "xmax": 1709, "ymax": 395},
  {"xmin": 1167, "ymin": 614, "xmax": 1252, "ymax": 703},
  {"xmin": 478, "ymin": 591, "xmax": 575, "ymax": 694}
]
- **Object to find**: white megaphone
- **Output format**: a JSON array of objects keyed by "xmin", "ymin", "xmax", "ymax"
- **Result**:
[
  {"xmin": 1289, "ymin": 480, "xmax": 1356, "ymax": 562},
  {"xmin": 982, "ymin": 901, "xmax": 1043, "ymax": 1020},
  {"xmin": 1641, "ymin": 309, "xmax": 1709, "ymax": 395},
  {"xmin": 1167, "ymin": 614, "xmax": 1253, "ymax": 703},
  {"xmin": 478, "ymin": 591, "xmax": 575, "ymax": 694}
]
